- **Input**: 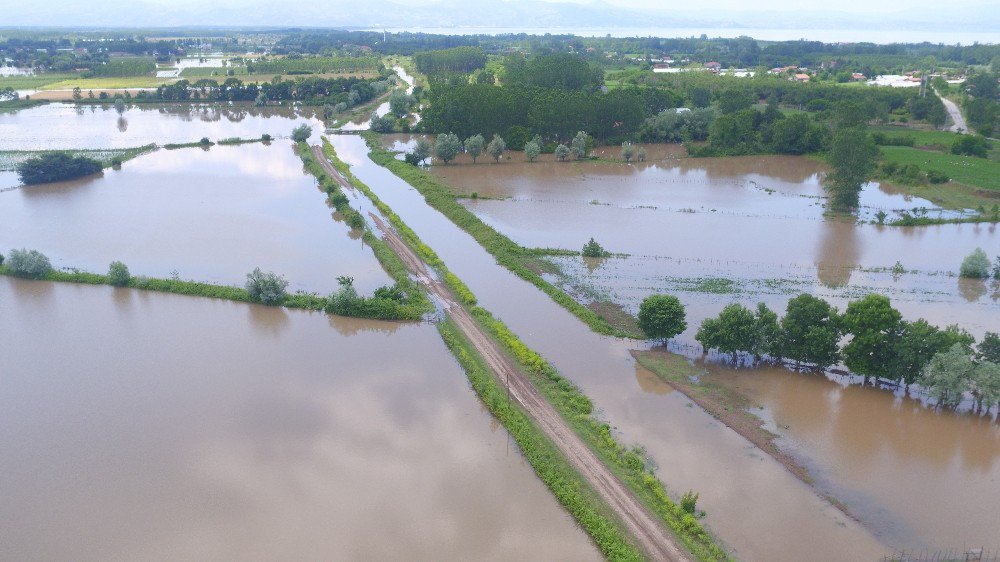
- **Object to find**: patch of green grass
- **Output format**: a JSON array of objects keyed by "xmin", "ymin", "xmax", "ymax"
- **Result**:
[
  {"xmin": 42, "ymin": 76, "xmax": 174, "ymax": 90},
  {"xmin": 362, "ymin": 131, "xmax": 642, "ymax": 338},
  {"xmin": 0, "ymin": 73, "xmax": 77, "ymax": 90},
  {"xmin": 0, "ymin": 145, "xmax": 156, "ymax": 172},
  {"xmin": 0, "ymin": 99, "xmax": 47, "ymax": 114},
  {"xmin": 881, "ymin": 146, "xmax": 999, "ymax": 190}
]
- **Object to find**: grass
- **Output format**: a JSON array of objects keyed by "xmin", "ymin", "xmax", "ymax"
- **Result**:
[
  {"xmin": 438, "ymin": 320, "xmax": 645, "ymax": 561},
  {"xmin": 0, "ymin": 73, "xmax": 77, "ymax": 90},
  {"xmin": 328, "ymin": 138, "xmax": 729, "ymax": 559},
  {"xmin": 880, "ymin": 145, "xmax": 1000, "ymax": 196},
  {"xmin": 40, "ymin": 76, "xmax": 174, "ymax": 90},
  {"xmin": 215, "ymin": 137, "xmax": 264, "ymax": 146},
  {"xmin": 163, "ymin": 140, "xmax": 214, "ymax": 150},
  {"xmin": 0, "ymin": 99, "xmax": 47, "ymax": 113},
  {"xmin": 362, "ymin": 131, "xmax": 643, "ymax": 339}
]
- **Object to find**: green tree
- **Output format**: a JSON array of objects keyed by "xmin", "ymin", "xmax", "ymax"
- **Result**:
[
  {"xmin": 411, "ymin": 137, "xmax": 432, "ymax": 164},
  {"xmin": 825, "ymin": 126, "xmax": 878, "ymax": 211},
  {"xmin": 15, "ymin": 152, "xmax": 102, "ymax": 185},
  {"xmin": 524, "ymin": 139, "xmax": 541, "ymax": 162},
  {"xmin": 388, "ymin": 89, "xmax": 414, "ymax": 118},
  {"xmin": 620, "ymin": 141, "xmax": 636, "ymax": 163},
  {"xmin": 107, "ymin": 261, "xmax": 131, "ymax": 287},
  {"xmin": 979, "ymin": 332, "xmax": 1000, "ymax": 363},
  {"xmin": 951, "ymin": 135, "xmax": 990, "ymax": 158},
  {"xmin": 6, "ymin": 249, "xmax": 52, "ymax": 279},
  {"xmin": 581, "ymin": 237, "xmax": 609, "ymax": 257},
  {"xmin": 571, "ymin": 131, "xmax": 590, "ymax": 159},
  {"xmin": 245, "ymin": 268, "xmax": 288, "ymax": 305},
  {"xmin": 696, "ymin": 303, "xmax": 757, "ymax": 363},
  {"xmin": 780, "ymin": 294, "xmax": 840, "ymax": 369},
  {"xmin": 753, "ymin": 302, "xmax": 782, "ymax": 362},
  {"xmin": 487, "ymin": 133, "xmax": 506, "ymax": 163},
  {"xmin": 959, "ymin": 247, "xmax": 990, "ymax": 278},
  {"xmin": 638, "ymin": 294, "xmax": 687, "ymax": 342},
  {"xmin": 841, "ymin": 294, "xmax": 903, "ymax": 385},
  {"xmin": 113, "ymin": 98, "xmax": 126, "ymax": 115},
  {"xmin": 554, "ymin": 143, "xmax": 570, "ymax": 161},
  {"xmin": 72, "ymin": 86, "xmax": 82, "ymax": 101},
  {"xmin": 896, "ymin": 320, "xmax": 975, "ymax": 389},
  {"xmin": 434, "ymin": 132, "xmax": 462, "ymax": 164},
  {"xmin": 291, "ymin": 124, "xmax": 312, "ymax": 143},
  {"xmin": 464, "ymin": 134, "xmax": 485, "ymax": 163},
  {"xmin": 717, "ymin": 87, "xmax": 754, "ymax": 114},
  {"xmin": 970, "ymin": 361, "xmax": 1000, "ymax": 414},
  {"xmin": 921, "ymin": 344, "xmax": 974, "ymax": 408}
]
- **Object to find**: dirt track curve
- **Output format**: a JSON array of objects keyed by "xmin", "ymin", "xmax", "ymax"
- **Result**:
[{"xmin": 313, "ymin": 144, "xmax": 692, "ymax": 561}]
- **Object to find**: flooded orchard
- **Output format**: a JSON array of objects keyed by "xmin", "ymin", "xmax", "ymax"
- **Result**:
[
  {"xmin": 330, "ymin": 133, "xmax": 890, "ymax": 561},
  {"xmin": 407, "ymin": 137, "xmax": 999, "ymax": 552},
  {"xmin": 0, "ymin": 277, "xmax": 600, "ymax": 561},
  {"xmin": 0, "ymin": 141, "xmax": 390, "ymax": 294}
]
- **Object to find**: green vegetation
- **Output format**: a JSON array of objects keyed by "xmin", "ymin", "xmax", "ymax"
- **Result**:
[
  {"xmin": 413, "ymin": 46, "xmax": 486, "ymax": 75},
  {"xmin": 248, "ymin": 55, "xmax": 382, "ymax": 75},
  {"xmin": 960, "ymin": 248, "xmax": 992, "ymax": 278},
  {"xmin": 244, "ymin": 268, "xmax": 289, "ymax": 305},
  {"xmin": 15, "ymin": 152, "xmax": 102, "ymax": 185},
  {"xmin": 291, "ymin": 124, "xmax": 313, "ymax": 143},
  {"xmin": 107, "ymin": 261, "xmax": 130, "ymax": 287},
  {"xmin": 0, "ymin": 145, "xmax": 154, "ymax": 172},
  {"xmin": 696, "ymin": 303, "xmax": 780, "ymax": 363},
  {"xmin": 582, "ymin": 238, "xmax": 610, "ymax": 258},
  {"xmin": 5, "ymin": 248, "xmax": 53, "ymax": 278},
  {"xmin": 89, "ymin": 57, "xmax": 156, "ymax": 77},
  {"xmin": 363, "ymin": 131, "xmax": 639, "ymax": 338},
  {"xmin": 825, "ymin": 126, "xmax": 879, "ymax": 210},
  {"xmin": 637, "ymin": 294, "xmax": 687, "ymax": 342},
  {"xmin": 326, "ymin": 276, "xmax": 425, "ymax": 321},
  {"xmin": 434, "ymin": 132, "xmax": 461, "ymax": 164},
  {"xmin": 163, "ymin": 138, "xmax": 214, "ymax": 149},
  {"xmin": 0, "ymin": 98, "xmax": 46, "ymax": 114}
]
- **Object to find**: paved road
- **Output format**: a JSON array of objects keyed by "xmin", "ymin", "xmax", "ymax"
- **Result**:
[
  {"xmin": 315, "ymin": 144, "xmax": 693, "ymax": 561},
  {"xmin": 936, "ymin": 90, "xmax": 968, "ymax": 133}
]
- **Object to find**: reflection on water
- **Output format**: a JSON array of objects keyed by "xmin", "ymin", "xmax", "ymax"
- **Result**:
[
  {"xmin": 0, "ymin": 277, "xmax": 599, "ymax": 561},
  {"xmin": 706, "ymin": 362, "xmax": 1000, "ymax": 550},
  {"xmin": 815, "ymin": 218, "xmax": 860, "ymax": 288},
  {"xmin": 0, "ymin": 141, "xmax": 392, "ymax": 295}
]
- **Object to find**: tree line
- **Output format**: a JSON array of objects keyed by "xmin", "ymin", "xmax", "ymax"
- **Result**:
[
  {"xmin": 136, "ymin": 74, "xmax": 391, "ymax": 105},
  {"xmin": 413, "ymin": 46, "xmax": 487, "ymax": 75}
]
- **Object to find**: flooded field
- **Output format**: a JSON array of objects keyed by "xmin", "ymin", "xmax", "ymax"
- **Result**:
[
  {"xmin": 0, "ymin": 103, "xmax": 321, "ymax": 150},
  {"xmin": 705, "ymin": 362, "xmax": 1000, "ymax": 550},
  {"xmin": 0, "ymin": 277, "xmax": 599, "ymax": 561},
  {"xmin": 337, "ymin": 66, "xmax": 416, "ymax": 132},
  {"xmin": 330, "ymin": 133, "xmax": 890, "ymax": 561},
  {"xmin": 404, "ymin": 138, "xmax": 999, "ymax": 552},
  {"xmin": 0, "ymin": 141, "xmax": 390, "ymax": 294}
]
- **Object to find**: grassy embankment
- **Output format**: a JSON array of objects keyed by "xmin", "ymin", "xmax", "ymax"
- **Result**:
[
  {"xmin": 361, "ymin": 131, "xmax": 642, "ymax": 338},
  {"xmin": 0, "ymin": 98, "xmax": 47, "ymax": 113},
  {"xmin": 326, "ymin": 139, "xmax": 730, "ymax": 560}
]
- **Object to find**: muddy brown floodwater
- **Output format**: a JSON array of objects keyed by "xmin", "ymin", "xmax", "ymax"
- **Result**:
[
  {"xmin": 330, "ymin": 134, "xmax": 890, "ymax": 561},
  {"xmin": 409, "ymin": 139, "xmax": 999, "ymax": 552},
  {"xmin": 0, "ymin": 277, "xmax": 600, "ymax": 561},
  {"xmin": 0, "ymin": 141, "xmax": 391, "ymax": 295}
]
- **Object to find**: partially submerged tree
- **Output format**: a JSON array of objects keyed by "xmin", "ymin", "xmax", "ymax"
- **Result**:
[
  {"xmin": 581, "ymin": 237, "xmax": 609, "ymax": 257},
  {"xmin": 554, "ymin": 143, "xmax": 570, "ymax": 161},
  {"xmin": 434, "ymin": 132, "xmax": 462, "ymax": 164},
  {"xmin": 107, "ymin": 261, "xmax": 131, "ymax": 287},
  {"xmin": 922, "ymin": 344, "xmax": 976, "ymax": 408},
  {"xmin": 524, "ymin": 139, "xmax": 541, "ymax": 162},
  {"xmin": 571, "ymin": 131, "xmax": 590, "ymax": 159},
  {"xmin": 780, "ymin": 293, "xmax": 840, "ymax": 369},
  {"xmin": 291, "ymin": 124, "xmax": 313, "ymax": 143},
  {"xmin": 6, "ymin": 248, "xmax": 52, "ymax": 279},
  {"xmin": 407, "ymin": 137, "xmax": 432, "ymax": 165},
  {"xmin": 620, "ymin": 141, "xmax": 636, "ymax": 163},
  {"xmin": 638, "ymin": 294, "xmax": 687, "ymax": 342},
  {"xmin": 245, "ymin": 268, "xmax": 289, "ymax": 305},
  {"xmin": 959, "ymin": 247, "xmax": 991, "ymax": 278},
  {"xmin": 15, "ymin": 152, "xmax": 102, "ymax": 185},
  {"xmin": 487, "ymin": 134, "xmax": 506, "ymax": 163},
  {"xmin": 464, "ymin": 134, "xmax": 485, "ymax": 163},
  {"xmin": 825, "ymin": 126, "xmax": 878, "ymax": 211},
  {"xmin": 841, "ymin": 294, "xmax": 902, "ymax": 385}
]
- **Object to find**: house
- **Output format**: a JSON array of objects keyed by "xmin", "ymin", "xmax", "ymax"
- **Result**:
[
  {"xmin": 705, "ymin": 61, "xmax": 722, "ymax": 71},
  {"xmin": 793, "ymin": 73, "xmax": 810, "ymax": 82},
  {"xmin": 851, "ymin": 72, "xmax": 865, "ymax": 81}
]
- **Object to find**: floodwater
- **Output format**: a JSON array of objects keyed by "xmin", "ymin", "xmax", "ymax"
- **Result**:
[
  {"xmin": 0, "ymin": 141, "xmax": 392, "ymax": 294},
  {"xmin": 328, "ymin": 133, "xmax": 890, "ymax": 561},
  {"xmin": 337, "ymin": 65, "xmax": 416, "ymax": 132},
  {"xmin": 0, "ymin": 277, "xmax": 600, "ymax": 561},
  {"xmin": 705, "ymin": 363, "xmax": 1000, "ymax": 551},
  {"xmin": 0, "ymin": 102, "xmax": 322, "ymax": 150},
  {"xmin": 410, "ymin": 139, "xmax": 1000, "ymax": 551}
]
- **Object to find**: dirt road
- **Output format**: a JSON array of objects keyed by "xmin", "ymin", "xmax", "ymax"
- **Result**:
[
  {"xmin": 316, "ymin": 145, "xmax": 692, "ymax": 561},
  {"xmin": 936, "ymin": 90, "xmax": 969, "ymax": 133}
]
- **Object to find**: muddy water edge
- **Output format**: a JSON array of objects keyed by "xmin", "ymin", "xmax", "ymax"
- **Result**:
[{"xmin": 329, "ymin": 133, "xmax": 890, "ymax": 561}]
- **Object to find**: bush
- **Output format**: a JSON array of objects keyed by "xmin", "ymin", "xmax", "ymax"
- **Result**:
[
  {"xmin": 15, "ymin": 152, "xmax": 103, "ymax": 185},
  {"xmin": 951, "ymin": 135, "xmax": 990, "ymax": 158},
  {"xmin": 638, "ymin": 294, "xmax": 687, "ymax": 341},
  {"xmin": 6, "ymin": 248, "xmax": 53, "ymax": 278},
  {"xmin": 107, "ymin": 261, "xmax": 130, "ymax": 286},
  {"xmin": 960, "ymin": 248, "xmax": 991, "ymax": 278},
  {"xmin": 199, "ymin": 137, "xmax": 211, "ymax": 146},
  {"xmin": 245, "ymin": 267, "xmax": 288, "ymax": 305},
  {"xmin": 581, "ymin": 237, "xmax": 609, "ymax": 257},
  {"xmin": 261, "ymin": 133, "xmax": 273, "ymax": 142},
  {"xmin": 926, "ymin": 170, "xmax": 949, "ymax": 184},
  {"xmin": 680, "ymin": 490, "xmax": 699, "ymax": 515},
  {"xmin": 291, "ymin": 124, "xmax": 313, "ymax": 143}
]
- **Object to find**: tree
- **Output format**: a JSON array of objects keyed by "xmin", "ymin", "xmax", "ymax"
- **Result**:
[
  {"xmin": 636, "ymin": 147, "xmax": 647, "ymax": 162},
  {"xmin": 571, "ymin": 131, "xmax": 590, "ymax": 159},
  {"xmin": 581, "ymin": 237, "xmax": 609, "ymax": 257},
  {"xmin": 554, "ymin": 143, "xmax": 570, "ymax": 161},
  {"xmin": 970, "ymin": 361, "xmax": 1000, "ymax": 414},
  {"xmin": 15, "ymin": 152, "xmax": 102, "ymax": 185},
  {"xmin": 107, "ymin": 261, "xmax": 130, "ymax": 287},
  {"xmin": 464, "ymin": 134, "xmax": 485, "ymax": 163},
  {"xmin": 245, "ymin": 268, "xmax": 288, "ymax": 305},
  {"xmin": 369, "ymin": 112, "xmax": 395, "ymax": 133},
  {"xmin": 921, "ymin": 344, "xmax": 974, "ymax": 408},
  {"xmin": 959, "ymin": 248, "xmax": 990, "ymax": 278},
  {"xmin": 6, "ymin": 249, "xmax": 52, "ymax": 279},
  {"xmin": 435, "ymin": 133, "xmax": 462, "ymax": 164},
  {"xmin": 979, "ymin": 332, "xmax": 1000, "ymax": 363},
  {"xmin": 896, "ymin": 320, "xmax": 974, "ymax": 389},
  {"xmin": 621, "ymin": 141, "xmax": 636, "ymax": 163},
  {"xmin": 951, "ymin": 135, "xmax": 990, "ymax": 158},
  {"xmin": 524, "ymin": 139, "xmax": 541, "ymax": 162},
  {"xmin": 825, "ymin": 126, "xmax": 878, "ymax": 211},
  {"xmin": 113, "ymin": 98, "xmax": 126, "ymax": 114},
  {"xmin": 409, "ymin": 137, "xmax": 432, "ymax": 165},
  {"xmin": 717, "ymin": 87, "xmax": 755, "ymax": 114},
  {"xmin": 72, "ymin": 86, "xmax": 82, "ymax": 101},
  {"xmin": 753, "ymin": 302, "xmax": 782, "ymax": 362},
  {"xmin": 487, "ymin": 134, "xmax": 506, "ymax": 163},
  {"xmin": 780, "ymin": 294, "xmax": 840, "ymax": 369},
  {"xmin": 291, "ymin": 124, "xmax": 312, "ymax": 143},
  {"xmin": 696, "ymin": 304, "xmax": 757, "ymax": 363},
  {"xmin": 841, "ymin": 294, "xmax": 903, "ymax": 385},
  {"xmin": 638, "ymin": 294, "xmax": 687, "ymax": 342},
  {"xmin": 388, "ymin": 89, "xmax": 414, "ymax": 118}
]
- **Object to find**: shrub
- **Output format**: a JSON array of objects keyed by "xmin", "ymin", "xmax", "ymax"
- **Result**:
[
  {"xmin": 109, "ymin": 156, "xmax": 123, "ymax": 168},
  {"xmin": 960, "ymin": 248, "xmax": 991, "ymax": 278},
  {"xmin": 638, "ymin": 294, "xmax": 687, "ymax": 341},
  {"xmin": 199, "ymin": 137, "xmax": 211, "ymax": 145},
  {"xmin": 291, "ymin": 124, "xmax": 313, "ymax": 143},
  {"xmin": 581, "ymin": 237, "xmax": 609, "ymax": 257},
  {"xmin": 261, "ymin": 133, "xmax": 273, "ymax": 142},
  {"xmin": 15, "ymin": 152, "xmax": 103, "ymax": 185},
  {"xmin": 951, "ymin": 135, "xmax": 990, "ymax": 158},
  {"xmin": 6, "ymin": 248, "xmax": 53, "ymax": 278},
  {"xmin": 245, "ymin": 267, "xmax": 288, "ymax": 305},
  {"xmin": 926, "ymin": 170, "xmax": 949, "ymax": 184},
  {"xmin": 107, "ymin": 261, "xmax": 130, "ymax": 286},
  {"xmin": 680, "ymin": 490, "xmax": 699, "ymax": 515}
]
